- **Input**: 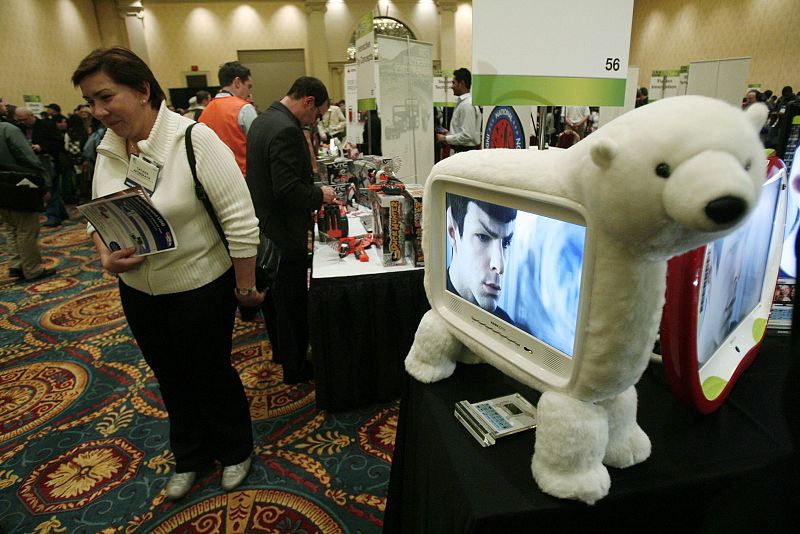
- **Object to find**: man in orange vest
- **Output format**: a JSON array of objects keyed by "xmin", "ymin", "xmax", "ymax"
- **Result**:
[{"xmin": 198, "ymin": 61, "xmax": 256, "ymax": 178}]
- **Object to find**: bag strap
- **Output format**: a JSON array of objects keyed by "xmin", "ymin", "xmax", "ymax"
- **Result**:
[{"xmin": 185, "ymin": 123, "xmax": 229, "ymax": 250}]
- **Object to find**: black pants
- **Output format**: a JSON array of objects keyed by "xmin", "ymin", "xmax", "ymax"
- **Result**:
[
  {"xmin": 452, "ymin": 144, "xmax": 478, "ymax": 153},
  {"xmin": 264, "ymin": 256, "xmax": 310, "ymax": 382},
  {"xmin": 119, "ymin": 269, "xmax": 253, "ymax": 472}
]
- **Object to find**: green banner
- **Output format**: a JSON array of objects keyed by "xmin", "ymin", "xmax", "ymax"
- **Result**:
[
  {"xmin": 358, "ymin": 98, "xmax": 376, "ymax": 111},
  {"xmin": 355, "ymin": 12, "xmax": 373, "ymax": 39},
  {"xmin": 472, "ymin": 75, "xmax": 626, "ymax": 106}
]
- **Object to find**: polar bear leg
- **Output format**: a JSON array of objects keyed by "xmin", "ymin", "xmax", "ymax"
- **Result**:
[
  {"xmin": 532, "ymin": 391, "xmax": 610, "ymax": 505},
  {"xmin": 404, "ymin": 310, "xmax": 461, "ymax": 383},
  {"xmin": 599, "ymin": 385, "xmax": 651, "ymax": 468}
]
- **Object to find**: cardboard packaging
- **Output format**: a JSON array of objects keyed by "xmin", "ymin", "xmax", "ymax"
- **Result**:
[
  {"xmin": 403, "ymin": 184, "xmax": 424, "ymax": 267},
  {"xmin": 371, "ymin": 190, "xmax": 406, "ymax": 266}
]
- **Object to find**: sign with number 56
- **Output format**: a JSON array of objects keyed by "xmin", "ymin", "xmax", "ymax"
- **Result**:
[{"xmin": 472, "ymin": 0, "xmax": 634, "ymax": 106}]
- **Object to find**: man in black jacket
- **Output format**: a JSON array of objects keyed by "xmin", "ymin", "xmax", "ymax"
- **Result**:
[{"xmin": 247, "ymin": 76, "xmax": 335, "ymax": 384}]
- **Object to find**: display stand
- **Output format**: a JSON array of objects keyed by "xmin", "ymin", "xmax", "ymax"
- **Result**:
[{"xmin": 384, "ymin": 334, "xmax": 797, "ymax": 533}]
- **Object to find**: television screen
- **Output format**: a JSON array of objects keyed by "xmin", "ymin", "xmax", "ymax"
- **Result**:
[
  {"xmin": 779, "ymin": 143, "xmax": 800, "ymax": 278},
  {"xmin": 696, "ymin": 175, "xmax": 781, "ymax": 366},
  {"xmin": 445, "ymin": 193, "xmax": 586, "ymax": 357}
]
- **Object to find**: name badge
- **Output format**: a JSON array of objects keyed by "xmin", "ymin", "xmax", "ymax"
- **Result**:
[{"xmin": 125, "ymin": 154, "xmax": 162, "ymax": 194}]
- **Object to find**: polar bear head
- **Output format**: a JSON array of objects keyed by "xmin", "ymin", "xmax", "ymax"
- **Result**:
[{"xmin": 578, "ymin": 95, "xmax": 767, "ymax": 260}]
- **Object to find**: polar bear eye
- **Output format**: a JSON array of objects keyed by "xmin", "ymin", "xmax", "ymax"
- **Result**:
[
  {"xmin": 744, "ymin": 160, "xmax": 752, "ymax": 171},
  {"xmin": 655, "ymin": 163, "xmax": 671, "ymax": 178}
]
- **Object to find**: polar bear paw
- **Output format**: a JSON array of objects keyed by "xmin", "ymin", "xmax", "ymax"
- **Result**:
[
  {"xmin": 603, "ymin": 424, "xmax": 651, "ymax": 468},
  {"xmin": 404, "ymin": 345, "xmax": 457, "ymax": 383},
  {"xmin": 532, "ymin": 456, "xmax": 611, "ymax": 505}
]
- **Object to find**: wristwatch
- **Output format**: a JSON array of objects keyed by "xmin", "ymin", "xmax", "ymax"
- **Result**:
[{"xmin": 235, "ymin": 286, "xmax": 257, "ymax": 296}]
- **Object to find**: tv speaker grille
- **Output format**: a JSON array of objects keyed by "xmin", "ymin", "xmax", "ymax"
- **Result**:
[{"xmin": 540, "ymin": 347, "xmax": 564, "ymax": 372}]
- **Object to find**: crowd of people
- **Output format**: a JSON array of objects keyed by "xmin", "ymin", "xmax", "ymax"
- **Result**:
[{"xmin": 742, "ymin": 85, "xmax": 797, "ymax": 152}]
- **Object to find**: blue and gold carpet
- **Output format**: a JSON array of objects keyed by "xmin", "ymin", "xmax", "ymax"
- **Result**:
[{"xmin": 0, "ymin": 217, "xmax": 397, "ymax": 533}]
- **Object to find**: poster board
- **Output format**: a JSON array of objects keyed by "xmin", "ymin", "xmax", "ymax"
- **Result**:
[
  {"xmin": 481, "ymin": 106, "xmax": 533, "ymax": 149},
  {"xmin": 344, "ymin": 63, "xmax": 363, "ymax": 144},
  {"xmin": 377, "ymin": 35, "xmax": 434, "ymax": 184},
  {"xmin": 686, "ymin": 57, "xmax": 751, "ymax": 108},
  {"xmin": 356, "ymin": 12, "xmax": 376, "ymax": 111},
  {"xmin": 472, "ymin": 0, "xmax": 633, "ymax": 106}
]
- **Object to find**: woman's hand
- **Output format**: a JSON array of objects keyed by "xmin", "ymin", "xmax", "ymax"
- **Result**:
[
  {"xmin": 234, "ymin": 287, "xmax": 266, "ymax": 307},
  {"xmin": 94, "ymin": 236, "xmax": 145, "ymax": 274}
]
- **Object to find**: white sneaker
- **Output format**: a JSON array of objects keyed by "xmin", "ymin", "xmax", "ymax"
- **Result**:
[
  {"xmin": 165, "ymin": 471, "xmax": 196, "ymax": 500},
  {"xmin": 221, "ymin": 457, "xmax": 252, "ymax": 491}
]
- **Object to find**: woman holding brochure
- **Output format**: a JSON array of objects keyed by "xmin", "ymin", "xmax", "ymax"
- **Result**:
[{"xmin": 72, "ymin": 47, "xmax": 262, "ymax": 501}]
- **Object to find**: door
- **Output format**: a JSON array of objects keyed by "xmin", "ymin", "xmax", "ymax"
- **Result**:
[{"xmin": 237, "ymin": 49, "xmax": 306, "ymax": 113}]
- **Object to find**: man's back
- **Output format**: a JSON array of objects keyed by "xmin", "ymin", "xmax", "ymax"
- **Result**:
[
  {"xmin": 0, "ymin": 122, "xmax": 44, "ymax": 174},
  {"xmin": 199, "ymin": 94, "xmax": 250, "ymax": 176},
  {"xmin": 247, "ymin": 101, "xmax": 317, "ymax": 260}
]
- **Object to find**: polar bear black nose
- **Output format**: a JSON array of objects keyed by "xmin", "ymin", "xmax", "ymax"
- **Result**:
[{"xmin": 705, "ymin": 196, "xmax": 746, "ymax": 224}]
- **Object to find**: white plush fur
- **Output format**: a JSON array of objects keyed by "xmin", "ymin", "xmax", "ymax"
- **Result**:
[{"xmin": 406, "ymin": 96, "xmax": 768, "ymax": 503}]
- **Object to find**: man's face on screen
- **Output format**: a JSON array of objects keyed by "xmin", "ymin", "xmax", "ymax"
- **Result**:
[{"xmin": 449, "ymin": 202, "xmax": 514, "ymax": 312}]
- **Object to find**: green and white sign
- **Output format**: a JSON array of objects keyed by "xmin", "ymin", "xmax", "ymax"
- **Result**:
[
  {"xmin": 356, "ymin": 12, "xmax": 376, "ymax": 111},
  {"xmin": 472, "ymin": 0, "xmax": 633, "ymax": 106},
  {"xmin": 649, "ymin": 70, "xmax": 666, "ymax": 101},
  {"xmin": 433, "ymin": 76, "xmax": 454, "ymax": 107},
  {"xmin": 23, "ymin": 95, "xmax": 43, "ymax": 114}
]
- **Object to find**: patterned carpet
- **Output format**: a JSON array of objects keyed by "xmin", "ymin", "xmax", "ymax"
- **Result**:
[{"xmin": 0, "ymin": 213, "xmax": 397, "ymax": 533}]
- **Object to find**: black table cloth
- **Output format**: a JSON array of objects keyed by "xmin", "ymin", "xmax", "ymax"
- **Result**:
[
  {"xmin": 309, "ymin": 268, "xmax": 429, "ymax": 412},
  {"xmin": 384, "ymin": 334, "xmax": 798, "ymax": 533}
]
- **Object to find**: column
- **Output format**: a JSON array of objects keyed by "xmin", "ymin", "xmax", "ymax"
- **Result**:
[
  {"xmin": 438, "ymin": 0, "xmax": 457, "ymax": 72},
  {"xmin": 92, "ymin": 0, "xmax": 128, "ymax": 48},
  {"xmin": 305, "ymin": 0, "xmax": 331, "ymax": 90},
  {"xmin": 117, "ymin": 1, "xmax": 150, "ymax": 64}
]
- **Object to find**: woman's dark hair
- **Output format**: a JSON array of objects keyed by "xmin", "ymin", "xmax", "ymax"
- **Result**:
[{"xmin": 71, "ymin": 47, "xmax": 165, "ymax": 111}]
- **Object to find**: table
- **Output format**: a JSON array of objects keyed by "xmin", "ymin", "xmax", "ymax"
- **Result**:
[
  {"xmin": 384, "ymin": 334, "xmax": 798, "ymax": 533},
  {"xmin": 308, "ymin": 240, "xmax": 428, "ymax": 412}
]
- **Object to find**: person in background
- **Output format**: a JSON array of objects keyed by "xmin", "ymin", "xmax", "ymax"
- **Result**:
[
  {"xmin": 45, "ymin": 103, "xmax": 61, "ymax": 119},
  {"xmin": 318, "ymin": 101, "xmax": 346, "ymax": 142},
  {"xmin": 199, "ymin": 61, "xmax": 256, "ymax": 178},
  {"xmin": 0, "ymin": 121, "xmax": 54, "ymax": 281},
  {"xmin": 743, "ymin": 89, "xmax": 759, "ymax": 109},
  {"xmin": 247, "ymin": 76, "xmax": 336, "ymax": 384},
  {"xmin": 635, "ymin": 87, "xmax": 649, "ymax": 108},
  {"xmin": 436, "ymin": 67, "xmax": 481, "ymax": 153},
  {"xmin": 72, "ymin": 46, "xmax": 261, "ymax": 501},
  {"xmin": 184, "ymin": 90, "xmax": 211, "ymax": 121},
  {"xmin": 13, "ymin": 106, "xmax": 67, "ymax": 226},
  {"xmin": 359, "ymin": 109, "xmax": 382, "ymax": 156},
  {"xmin": 564, "ymin": 105, "xmax": 590, "ymax": 138}
]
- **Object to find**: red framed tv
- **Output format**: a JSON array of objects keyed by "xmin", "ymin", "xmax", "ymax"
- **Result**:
[{"xmin": 660, "ymin": 156, "xmax": 788, "ymax": 414}]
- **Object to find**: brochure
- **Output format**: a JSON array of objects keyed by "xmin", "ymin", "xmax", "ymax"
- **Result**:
[{"xmin": 77, "ymin": 187, "xmax": 177, "ymax": 256}]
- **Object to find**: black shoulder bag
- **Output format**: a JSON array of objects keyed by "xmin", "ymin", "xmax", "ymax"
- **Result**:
[{"xmin": 185, "ymin": 123, "xmax": 280, "ymax": 291}]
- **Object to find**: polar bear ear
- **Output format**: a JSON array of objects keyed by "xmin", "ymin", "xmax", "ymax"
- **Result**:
[
  {"xmin": 744, "ymin": 102, "xmax": 768, "ymax": 132},
  {"xmin": 590, "ymin": 138, "xmax": 618, "ymax": 170}
]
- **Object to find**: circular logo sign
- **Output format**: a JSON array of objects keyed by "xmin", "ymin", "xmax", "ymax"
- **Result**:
[{"xmin": 484, "ymin": 106, "xmax": 525, "ymax": 149}]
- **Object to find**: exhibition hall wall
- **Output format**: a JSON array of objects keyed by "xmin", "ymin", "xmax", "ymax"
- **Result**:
[
  {"xmin": 0, "ymin": 0, "xmax": 796, "ymax": 114},
  {"xmin": 630, "ymin": 0, "xmax": 800, "ymax": 91}
]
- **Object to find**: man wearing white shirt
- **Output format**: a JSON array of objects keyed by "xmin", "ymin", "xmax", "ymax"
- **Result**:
[
  {"xmin": 564, "ymin": 105, "xmax": 590, "ymax": 138},
  {"xmin": 436, "ymin": 68, "xmax": 481, "ymax": 153}
]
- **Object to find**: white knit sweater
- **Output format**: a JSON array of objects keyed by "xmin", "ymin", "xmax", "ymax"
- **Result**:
[{"xmin": 90, "ymin": 102, "xmax": 259, "ymax": 295}]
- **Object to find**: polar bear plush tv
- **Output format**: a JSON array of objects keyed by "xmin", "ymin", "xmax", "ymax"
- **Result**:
[{"xmin": 406, "ymin": 96, "xmax": 768, "ymax": 504}]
